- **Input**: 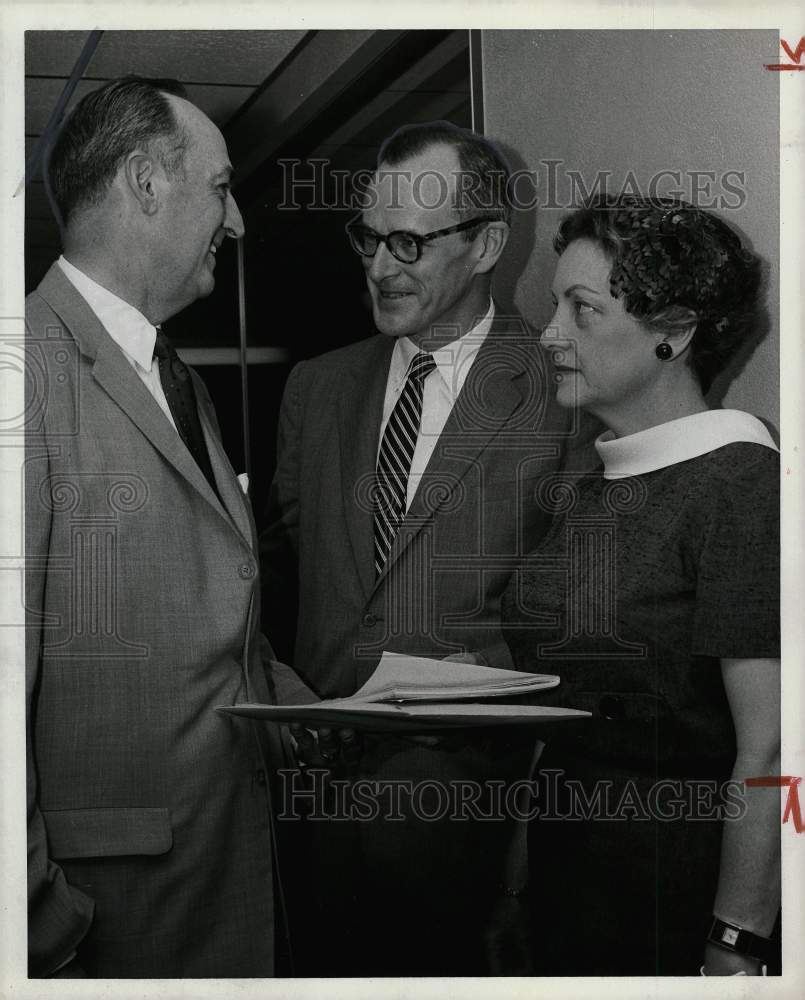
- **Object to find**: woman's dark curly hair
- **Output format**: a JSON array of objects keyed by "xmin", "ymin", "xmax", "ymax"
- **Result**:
[{"xmin": 553, "ymin": 195, "xmax": 763, "ymax": 392}]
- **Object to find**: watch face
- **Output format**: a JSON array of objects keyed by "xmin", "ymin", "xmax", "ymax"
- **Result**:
[{"xmin": 721, "ymin": 926, "xmax": 740, "ymax": 946}]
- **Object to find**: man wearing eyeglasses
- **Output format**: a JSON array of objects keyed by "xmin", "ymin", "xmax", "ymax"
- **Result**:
[{"xmin": 261, "ymin": 121, "xmax": 579, "ymax": 976}]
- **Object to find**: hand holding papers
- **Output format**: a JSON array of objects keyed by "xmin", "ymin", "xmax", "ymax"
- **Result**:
[{"xmin": 218, "ymin": 652, "xmax": 590, "ymax": 731}]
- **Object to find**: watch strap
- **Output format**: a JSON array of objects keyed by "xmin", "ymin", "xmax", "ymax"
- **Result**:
[{"xmin": 707, "ymin": 917, "xmax": 772, "ymax": 963}]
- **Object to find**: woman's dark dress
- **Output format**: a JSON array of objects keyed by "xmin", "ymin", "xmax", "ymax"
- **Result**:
[{"xmin": 501, "ymin": 439, "xmax": 779, "ymax": 975}]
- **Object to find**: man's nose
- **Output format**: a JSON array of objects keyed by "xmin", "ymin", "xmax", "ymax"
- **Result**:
[
  {"xmin": 366, "ymin": 240, "xmax": 400, "ymax": 282},
  {"xmin": 224, "ymin": 191, "xmax": 245, "ymax": 240}
]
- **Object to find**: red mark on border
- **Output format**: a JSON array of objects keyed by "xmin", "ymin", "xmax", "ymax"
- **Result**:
[
  {"xmin": 745, "ymin": 776, "xmax": 803, "ymax": 832},
  {"xmin": 766, "ymin": 36, "xmax": 805, "ymax": 71}
]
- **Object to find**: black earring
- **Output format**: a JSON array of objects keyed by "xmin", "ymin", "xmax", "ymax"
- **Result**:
[{"xmin": 655, "ymin": 342, "xmax": 673, "ymax": 361}]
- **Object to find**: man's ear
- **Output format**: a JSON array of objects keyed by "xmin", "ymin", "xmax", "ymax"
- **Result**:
[
  {"xmin": 474, "ymin": 221, "xmax": 510, "ymax": 275},
  {"xmin": 123, "ymin": 151, "xmax": 161, "ymax": 216}
]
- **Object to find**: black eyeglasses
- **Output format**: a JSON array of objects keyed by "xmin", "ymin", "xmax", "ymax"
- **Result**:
[{"xmin": 345, "ymin": 217, "xmax": 489, "ymax": 264}]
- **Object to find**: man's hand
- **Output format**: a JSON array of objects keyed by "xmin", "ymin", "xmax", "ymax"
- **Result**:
[
  {"xmin": 288, "ymin": 725, "xmax": 361, "ymax": 770},
  {"xmin": 442, "ymin": 651, "xmax": 489, "ymax": 666}
]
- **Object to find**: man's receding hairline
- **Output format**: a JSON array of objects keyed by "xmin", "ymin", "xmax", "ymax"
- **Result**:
[
  {"xmin": 163, "ymin": 93, "xmax": 229, "ymax": 164},
  {"xmin": 159, "ymin": 92, "xmax": 210, "ymax": 173},
  {"xmin": 374, "ymin": 143, "xmax": 466, "ymax": 208},
  {"xmin": 160, "ymin": 90, "xmax": 191, "ymax": 113},
  {"xmin": 378, "ymin": 140, "xmax": 461, "ymax": 173}
]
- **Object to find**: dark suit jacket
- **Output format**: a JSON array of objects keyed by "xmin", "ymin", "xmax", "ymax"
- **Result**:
[
  {"xmin": 260, "ymin": 311, "xmax": 599, "ymax": 973},
  {"xmin": 25, "ymin": 264, "xmax": 305, "ymax": 977},
  {"xmin": 261, "ymin": 311, "xmax": 584, "ymax": 697}
]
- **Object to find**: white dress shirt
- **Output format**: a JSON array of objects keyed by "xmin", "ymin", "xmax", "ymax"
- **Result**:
[
  {"xmin": 379, "ymin": 300, "xmax": 495, "ymax": 510},
  {"xmin": 57, "ymin": 255, "xmax": 177, "ymax": 431}
]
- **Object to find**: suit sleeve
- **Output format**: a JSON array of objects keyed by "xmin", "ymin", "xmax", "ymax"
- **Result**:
[
  {"xmin": 475, "ymin": 638, "xmax": 515, "ymax": 669},
  {"xmin": 259, "ymin": 363, "xmax": 304, "ymax": 664},
  {"xmin": 190, "ymin": 365, "xmax": 318, "ymax": 707},
  {"xmin": 25, "ymin": 444, "xmax": 95, "ymax": 976},
  {"xmin": 258, "ymin": 633, "xmax": 320, "ymax": 706}
]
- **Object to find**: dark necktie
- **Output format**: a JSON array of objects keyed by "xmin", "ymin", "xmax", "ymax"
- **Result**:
[
  {"xmin": 153, "ymin": 330, "xmax": 218, "ymax": 495},
  {"xmin": 373, "ymin": 351, "xmax": 437, "ymax": 576}
]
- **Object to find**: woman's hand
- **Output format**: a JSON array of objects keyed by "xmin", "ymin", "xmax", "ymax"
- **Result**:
[{"xmin": 702, "ymin": 942, "xmax": 764, "ymax": 975}]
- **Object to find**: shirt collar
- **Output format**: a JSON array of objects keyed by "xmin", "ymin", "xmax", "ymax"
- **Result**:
[
  {"xmin": 389, "ymin": 299, "xmax": 495, "ymax": 401},
  {"xmin": 596, "ymin": 409, "xmax": 779, "ymax": 479},
  {"xmin": 57, "ymin": 255, "xmax": 158, "ymax": 371}
]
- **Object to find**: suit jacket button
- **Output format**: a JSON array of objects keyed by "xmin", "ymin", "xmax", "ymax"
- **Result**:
[
  {"xmin": 239, "ymin": 562, "xmax": 256, "ymax": 580},
  {"xmin": 362, "ymin": 612, "xmax": 378, "ymax": 627}
]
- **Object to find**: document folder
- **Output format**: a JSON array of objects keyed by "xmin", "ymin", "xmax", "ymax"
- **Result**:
[{"xmin": 218, "ymin": 652, "xmax": 590, "ymax": 731}]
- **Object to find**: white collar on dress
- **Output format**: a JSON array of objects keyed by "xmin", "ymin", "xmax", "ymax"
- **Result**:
[{"xmin": 595, "ymin": 409, "xmax": 779, "ymax": 479}]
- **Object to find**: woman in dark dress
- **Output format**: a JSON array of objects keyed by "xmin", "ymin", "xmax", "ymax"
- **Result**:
[{"xmin": 501, "ymin": 196, "xmax": 780, "ymax": 976}]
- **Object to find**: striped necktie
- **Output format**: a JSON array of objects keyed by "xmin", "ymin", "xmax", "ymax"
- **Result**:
[{"xmin": 374, "ymin": 351, "xmax": 437, "ymax": 576}]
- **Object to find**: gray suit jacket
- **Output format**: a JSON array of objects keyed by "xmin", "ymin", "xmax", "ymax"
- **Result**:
[
  {"xmin": 261, "ymin": 311, "xmax": 586, "ymax": 698},
  {"xmin": 25, "ymin": 264, "xmax": 305, "ymax": 977}
]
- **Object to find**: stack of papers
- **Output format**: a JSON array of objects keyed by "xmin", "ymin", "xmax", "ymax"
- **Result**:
[
  {"xmin": 347, "ymin": 651, "xmax": 559, "ymax": 702},
  {"xmin": 218, "ymin": 652, "xmax": 590, "ymax": 731}
]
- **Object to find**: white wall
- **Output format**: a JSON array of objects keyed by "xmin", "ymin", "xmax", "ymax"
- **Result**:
[{"xmin": 482, "ymin": 30, "xmax": 779, "ymax": 431}]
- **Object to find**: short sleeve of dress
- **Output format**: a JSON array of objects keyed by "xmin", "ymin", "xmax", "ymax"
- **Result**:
[{"xmin": 691, "ymin": 444, "xmax": 780, "ymax": 659}]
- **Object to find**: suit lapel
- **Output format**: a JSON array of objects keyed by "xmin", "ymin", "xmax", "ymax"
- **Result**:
[
  {"xmin": 37, "ymin": 264, "xmax": 241, "ymax": 535},
  {"xmin": 194, "ymin": 376, "xmax": 253, "ymax": 545},
  {"xmin": 372, "ymin": 317, "xmax": 534, "ymax": 591},
  {"xmin": 338, "ymin": 336, "xmax": 395, "ymax": 601}
]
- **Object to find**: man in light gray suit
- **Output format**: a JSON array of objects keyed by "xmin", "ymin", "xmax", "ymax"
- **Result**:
[
  {"xmin": 25, "ymin": 76, "xmax": 309, "ymax": 978},
  {"xmin": 261, "ymin": 122, "xmax": 589, "ymax": 975}
]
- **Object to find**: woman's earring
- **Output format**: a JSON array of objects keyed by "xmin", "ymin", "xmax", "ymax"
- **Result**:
[{"xmin": 655, "ymin": 342, "xmax": 674, "ymax": 361}]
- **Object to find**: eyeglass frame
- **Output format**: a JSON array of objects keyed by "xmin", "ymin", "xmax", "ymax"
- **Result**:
[{"xmin": 344, "ymin": 215, "xmax": 491, "ymax": 264}]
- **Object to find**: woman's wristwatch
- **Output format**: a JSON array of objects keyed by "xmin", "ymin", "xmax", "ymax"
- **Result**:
[{"xmin": 706, "ymin": 916, "xmax": 772, "ymax": 965}]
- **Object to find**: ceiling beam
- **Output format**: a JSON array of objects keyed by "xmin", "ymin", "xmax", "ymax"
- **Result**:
[
  {"xmin": 308, "ymin": 30, "xmax": 468, "ymax": 158},
  {"xmin": 226, "ymin": 30, "xmax": 406, "ymax": 186},
  {"xmin": 23, "ymin": 29, "xmax": 102, "ymax": 198}
]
